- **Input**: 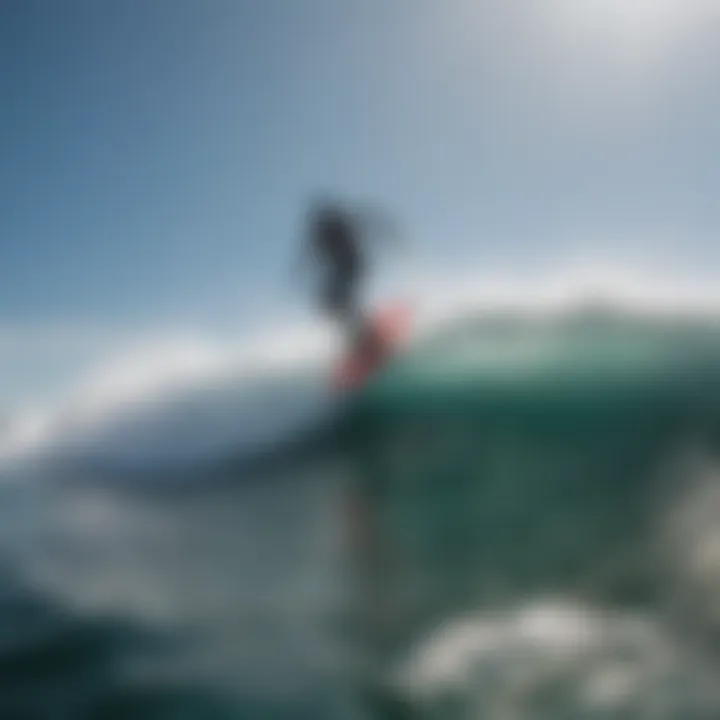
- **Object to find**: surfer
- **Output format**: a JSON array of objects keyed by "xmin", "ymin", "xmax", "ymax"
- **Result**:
[{"xmin": 301, "ymin": 199, "xmax": 399, "ymax": 350}]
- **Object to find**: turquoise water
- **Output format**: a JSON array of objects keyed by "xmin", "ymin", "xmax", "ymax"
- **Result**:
[{"xmin": 3, "ymin": 308, "xmax": 720, "ymax": 718}]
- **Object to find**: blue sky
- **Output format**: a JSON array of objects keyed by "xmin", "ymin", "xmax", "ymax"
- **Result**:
[{"xmin": 2, "ymin": 0, "xmax": 720, "ymax": 403}]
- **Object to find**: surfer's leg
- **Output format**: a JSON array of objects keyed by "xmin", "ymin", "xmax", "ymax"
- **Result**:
[
  {"xmin": 324, "ymin": 268, "xmax": 364, "ymax": 347},
  {"xmin": 342, "ymin": 268, "xmax": 377, "ymax": 352}
]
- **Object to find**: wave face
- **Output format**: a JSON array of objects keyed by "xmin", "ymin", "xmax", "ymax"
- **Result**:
[
  {"xmin": 342, "ymin": 308, "xmax": 720, "ymax": 716},
  {"xmin": 3, "ymin": 304, "xmax": 720, "ymax": 717}
]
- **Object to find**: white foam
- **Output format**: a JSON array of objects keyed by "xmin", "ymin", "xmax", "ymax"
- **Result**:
[
  {"xmin": 396, "ymin": 597, "xmax": 716, "ymax": 716},
  {"xmin": 0, "ymin": 320, "xmax": 337, "ymax": 472}
]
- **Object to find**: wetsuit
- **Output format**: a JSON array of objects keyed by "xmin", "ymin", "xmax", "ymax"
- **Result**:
[{"xmin": 311, "ymin": 207, "xmax": 366, "ymax": 342}]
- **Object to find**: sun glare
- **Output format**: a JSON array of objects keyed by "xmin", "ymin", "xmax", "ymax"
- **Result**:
[{"xmin": 546, "ymin": 0, "xmax": 716, "ymax": 65}]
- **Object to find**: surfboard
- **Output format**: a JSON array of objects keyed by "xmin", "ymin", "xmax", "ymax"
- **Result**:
[{"xmin": 333, "ymin": 302, "xmax": 413, "ymax": 391}]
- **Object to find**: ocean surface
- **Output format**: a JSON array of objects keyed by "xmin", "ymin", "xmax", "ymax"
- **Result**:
[{"xmin": 3, "ymin": 298, "xmax": 720, "ymax": 718}]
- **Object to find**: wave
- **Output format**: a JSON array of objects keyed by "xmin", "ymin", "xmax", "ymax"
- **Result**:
[
  {"xmin": 4, "ymin": 267, "xmax": 720, "ymax": 480},
  {"xmin": 0, "ymin": 324, "xmax": 339, "ymax": 475}
]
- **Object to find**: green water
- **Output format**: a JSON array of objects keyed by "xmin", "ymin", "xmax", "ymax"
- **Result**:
[{"xmin": 337, "ymin": 311, "xmax": 720, "ymax": 714}]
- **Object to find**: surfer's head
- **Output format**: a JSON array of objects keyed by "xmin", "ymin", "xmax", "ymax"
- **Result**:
[
  {"xmin": 309, "ymin": 195, "xmax": 342, "ymax": 220},
  {"xmin": 307, "ymin": 197, "xmax": 351, "ymax": 238}
]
